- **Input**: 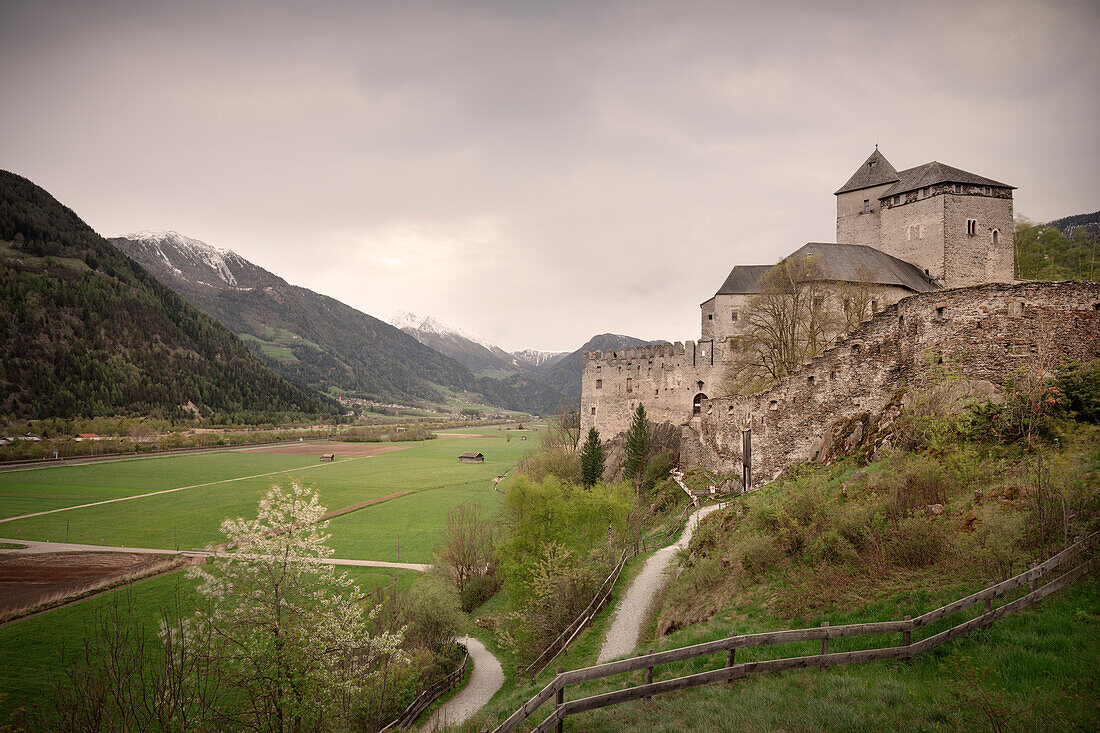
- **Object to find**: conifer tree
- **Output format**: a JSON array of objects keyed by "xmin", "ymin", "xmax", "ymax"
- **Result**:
[
  {"xmin": 622, "ymin": 403, "xmax": 650, "ymax": 483},
  {"xmin": 580, "ymin": 427, "xmax": 605, "ymax": 487}
]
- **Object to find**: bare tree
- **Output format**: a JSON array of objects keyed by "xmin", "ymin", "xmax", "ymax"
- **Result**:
[
  {"xmin": 723, "ymin": 254, "xmax": 835, "ymax": 395},
  {"xmin": 436, "ymin": 502, "xmax": 497, "ymax": 596},
  {"xmin": 837, "ymin": 262, "xmax": 879, "ymax": 333},
  {"xmin": 545, "ymin": 402, "xmax": 581, "ymax": 451}
]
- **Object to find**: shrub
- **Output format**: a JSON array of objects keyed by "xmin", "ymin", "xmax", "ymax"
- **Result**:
[
  {"xmin": 1053, "ymin": 359, "xmax": 1100, "ymax": 423},
  {"xmin": 738, "ymin": 534, "xmax": 782, "ymax": 577},
  {"xmin": 404, "ymin": 574, "xmax": 464, "ymax": 651},
  {"xmin": 955, "ymin": 509, "xmax": 1025, "ymax": 580},
  {"xmin": 888, "ymin": 516, "xmax": 946, "ymax": 568},
  {"xmin": 807, "ymin": 528, "xmax": 860, "ymax": 566},
  {"xmin": 517, "ymin": 446, "xmax": 581, "ymax": 484}
]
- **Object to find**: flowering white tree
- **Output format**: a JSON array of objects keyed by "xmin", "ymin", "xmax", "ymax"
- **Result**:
[{"xmin": 187, "ymin": 482, "xmax": 406, "ymax": 732}]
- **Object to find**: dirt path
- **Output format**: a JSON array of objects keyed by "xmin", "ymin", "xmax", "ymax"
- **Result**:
[
  {"xmin": 0, "ymin": 538, "xmax": 430, "ymax": 571},
  {"xmin": 421, "ymin": 636, "xmax": 503, "ymax": 732},
  {"xmin": 596, "ymin": 504, "xmax": 722, "ymax": 663}
]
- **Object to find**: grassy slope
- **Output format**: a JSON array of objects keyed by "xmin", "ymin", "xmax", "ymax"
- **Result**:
[{"xmin": 468, "ymin": 426, "xmax": 1100, "ymax": 731}]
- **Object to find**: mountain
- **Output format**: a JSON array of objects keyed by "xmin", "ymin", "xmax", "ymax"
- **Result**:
[
  {"xmin": 0, "ymin": 171, "xmax": 337, "ymax": 421},
  {"xmin": 111, "ymin": 232, "xmax": 565, "ymax": 413},
  {"xmin": 1048, "ymin": 210, "xmax": 1100, "ymax": 237},
  {"xmin": 391, "ymin": 311, "xmax": 568, "ymax": 378},
  {"xmin": 392, "ymin": 311, "xmax": 520, "ymax": 376},
  {"xmin": 512, "ymin": 348, "xmax": 569, "ymax": 372},
  {"xmin": 538, "ymin": 333, "xmax": 668, "ymax": 402}
]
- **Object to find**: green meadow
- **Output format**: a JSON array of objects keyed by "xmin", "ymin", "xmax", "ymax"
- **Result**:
[
  {"xmin": 0, "ymin": 427, "xmax": 538, "ymax": 561},
  {"xmin": 0, "ymin": 565, "xmax": 418, "ymax": 714}
]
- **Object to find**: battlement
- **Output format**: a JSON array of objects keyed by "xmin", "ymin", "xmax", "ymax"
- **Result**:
[{"xmin": 582, "ymin": 340, "xmax": 717, "ymax": 365}]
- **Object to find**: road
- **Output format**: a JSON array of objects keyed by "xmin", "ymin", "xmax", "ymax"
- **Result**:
[{"xmin": 421, "ymin": 636, "xmax": 504, "ymax": 732}]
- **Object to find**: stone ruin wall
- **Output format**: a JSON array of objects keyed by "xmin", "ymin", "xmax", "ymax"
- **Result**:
[
  {"xmin": 580, "ymin": 339, "xmax": 729, "ymax": 438},
  {"xmin": 684, "ymin": 281, "xmax": 1100, "ymax": 486}
]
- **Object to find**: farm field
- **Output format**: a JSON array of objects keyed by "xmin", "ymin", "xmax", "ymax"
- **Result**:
[
  {"xmin": 0, "ymin": 428, "xmax": 538, "ymax": 561},
  {"xmin": 0, "ymin": 564, "xmax": 416, "ymax": 714}
]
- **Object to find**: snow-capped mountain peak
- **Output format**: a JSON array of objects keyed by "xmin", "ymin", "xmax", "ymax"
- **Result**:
[
  {"xmin": 390, "ymin": 311, "xmax": 499, "ymax": 352},
  {"xmin": 118, "ymin": 230, "xmax": 244, "ymax": 287}
]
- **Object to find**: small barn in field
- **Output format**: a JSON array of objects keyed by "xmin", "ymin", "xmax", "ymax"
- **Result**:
[
  {"xmin": 459, "ymin": 452, "xmax": 485, "ymax": 464},
  {"xmin": 320, "ymin": 453, "xmax": 335, "ymax": 462}
]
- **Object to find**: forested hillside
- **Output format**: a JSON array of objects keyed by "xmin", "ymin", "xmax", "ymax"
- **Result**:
[
  {"xmin": 111, "ymin": 232, "xmax": 566, "ymax": 414},
  {"xmin": 1016, "ymin": 216, "xmax": 1100, "ymax": 281},
  {"xmin": 0, "ymin": 171, "xmax": 338, "ymax": 422}
]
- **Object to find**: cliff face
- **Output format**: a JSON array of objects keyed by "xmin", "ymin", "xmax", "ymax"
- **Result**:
[{"xmin": 682, "ymin": 281, "xmax": 1100, "ymax": 484}]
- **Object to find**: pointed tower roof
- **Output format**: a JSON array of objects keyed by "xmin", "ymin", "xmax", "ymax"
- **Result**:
[{"xmin": 834, "ymin": 148, "xmax": 900, "ymax": 195}]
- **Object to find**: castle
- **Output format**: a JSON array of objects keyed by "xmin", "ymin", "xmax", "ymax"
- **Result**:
[{"xmin": 581, "ymin": 148, "xmax": 1017, "ymax": 438}]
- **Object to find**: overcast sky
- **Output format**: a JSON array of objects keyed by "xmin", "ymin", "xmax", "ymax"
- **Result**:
[{"xmin": 2, "ymin": 0, "xmax": 1097, "ymax": 351}]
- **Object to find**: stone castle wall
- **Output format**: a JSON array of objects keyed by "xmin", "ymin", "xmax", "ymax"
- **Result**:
[
  {"xmin": 942, "ymin": 192, "xmax": 1014, "ymax": 286},
  {"xmin": 836, "ymin": 184, "xmax": 893, "ymax": 247},
  {"xmin": 580, "ymin": 339, "xmax": 730, "ymax": 437},
  {"xmin": 684, "ymin": 281, "xmax": 1100, "ymax": 486}
]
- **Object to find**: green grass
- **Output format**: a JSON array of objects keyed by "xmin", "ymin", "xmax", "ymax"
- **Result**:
[
  {"xmin": 0, "ymin": 451, "xmax": 319, "ymax": 518},
  {"xmin": 0, "ymin": 435, "xmax": 530, "ymax": 558},
  {"xmin": 0, "ymin": 564, "xmax": 417, "ymax": 717}
]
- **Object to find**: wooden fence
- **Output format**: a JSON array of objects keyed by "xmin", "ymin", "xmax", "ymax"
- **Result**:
[
  {"xmin": 379, "ymin": 650, "xmax": 470, "ymax": 732},
  {"xmin": 517, "ymin": 502, "xmax": 695, "ymax": 684},
  {"xmin": 495, "ymin": 530, "xmax": 1099, "ymax": 733},
  {"xmin": 518, "ymin": 547, "xmax": 630, "ymax": 684}
]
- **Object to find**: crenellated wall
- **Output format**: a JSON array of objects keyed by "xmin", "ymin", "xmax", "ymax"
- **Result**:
[
  {"xmin": 684, "ymin": 281, "xmax": 1100, "ymax": 487},
  {"xmin": 580, "ymin": 339, "xmax": 729, "ymax": 437}
]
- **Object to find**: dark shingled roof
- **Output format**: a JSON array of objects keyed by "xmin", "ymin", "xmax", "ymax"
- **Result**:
[
  {"xmin": 715, "ymin": 265, "xmax": 772, "ymax": 295},
  {"xmin": 789, "ymin": 243, "xmax": 939, "ymax": 293},
  {"xmin": 834, "ymin": 148, "xmax": 900, "ymax": 195},
  {"xmin": 878, "ymin": 162, "xmax": 1014, "ymax": 199},
  {"xmin": 714, "ymin": 243, "xmax": 939, "ymax": 297}
]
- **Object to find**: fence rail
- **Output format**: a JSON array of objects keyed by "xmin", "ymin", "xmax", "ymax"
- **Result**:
[
  {"xmin": 517, "ymin": 501, "xmax": 696, "ymax": 684},
  {"xmin": 379, "ymin": 650, "xmax": 470, "ymax": 732},
  {"xmin": 519, "ymin": 547, "xmax": 630, "ymax": 683},
  {"xmin": 495, "ymin": 529, "xmax": 1100, "ymax": 733}
]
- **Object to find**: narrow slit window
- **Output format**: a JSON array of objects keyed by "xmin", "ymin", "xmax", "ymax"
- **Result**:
[{"xmin": 595, "ymin": 379, "xmax": 602, "ymax": 389}]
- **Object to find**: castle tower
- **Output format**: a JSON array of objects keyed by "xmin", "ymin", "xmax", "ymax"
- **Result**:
[
  {"xmin": 837, "ymin": 149, "xmax": 1015, "ymax": 288},
  {"xmin": 834, "ymin": 148, "xmax": 900, "ymax": 248}
]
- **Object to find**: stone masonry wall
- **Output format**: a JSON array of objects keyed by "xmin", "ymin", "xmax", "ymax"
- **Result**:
[
  {"xmin": 878, "ymin": 193, "xmax": 945, "ymax": 280},
  {"xmin": 580, "ymin": 339, "xmax": 730, "ymax": 437},
  {"xmin": 836, "ymin": 184, "xmax": 893, "ymax": 247},
  {"xmin": 942, "ymin": 192, "xmax": 1014, "ymax": 286},
  {"xmin": 685, "ymin": 281, "xmax": 1100, "ymax": 486}
]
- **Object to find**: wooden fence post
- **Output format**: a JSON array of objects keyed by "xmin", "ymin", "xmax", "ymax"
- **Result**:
[
  {"xmin": 902, "ymin": 615, "xmax": 912, "ymax": 650},
  {"xmin": 820, "ymin": 622, "xmax": 829, "ymax": 669},
  {"xmin": 645, "ymin": 649, "xmax": 654, "ymax": 698},
  {"xmin": 984, "ymin": 597, "xmax": 993, "ymax": 624},
  {"xmin": 1029, "ymin": 562, "xmax": 1039, "ymax": 593},
  {"xmin": 556, "ymin": 667, "xmax": 565, "ymax": 733}
]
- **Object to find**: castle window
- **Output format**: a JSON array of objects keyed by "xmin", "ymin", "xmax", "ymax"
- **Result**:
[
  {"xmin": 595, "ymin": 379, "xmax": 602, "ymax": 389},
  {"xmin": 655, "ymin": 389, "xmax": 659, "ymax": 397},
  {"xmin": 868, "ymin": 160, "xmax": 876, "ymax": 170},
  {"xmin": 697, "ymin": 380, "xmax": 704, "ymax": 391},
  {"xmin": 626, "ymin": 378, "xmax": 633, "ymax": 393},
  {"xmin": 992, "ymin": 229, "xmax": 999, "ymax": 245},
  {"xmin": 707, "ymin": 314, "xmax": 713, "ymax": 320},
  {"xmin": 731, "ymin": 309, "xmax": 739, "ymax": 322},
  {"xmin": 936, "ymin": 306, "xmax": 945, "ymax": 319},
  {"xmin": 967, "ymin": 219, "xmax": 977, "ymax": 236},
  {"xmin": 591, "ymin": 406, "xmax": 596, "ymax": 416},
  {"xmin": 862, "ymin": 198, "xmax": 870, "ymax": 213},
  {"xmin": 871, "ymin": 299, "xmax": 879, "ymax": 313},
  {"xmin": 922, "ymin": 188, "xmax": 929, "ymax": 197},
  {"xmin": 893, "ymin": 195, "xmax": 900, "ymax": 205}
]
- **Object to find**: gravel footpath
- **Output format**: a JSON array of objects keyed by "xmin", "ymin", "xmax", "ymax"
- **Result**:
[
  {"xmin": 421, "ymin": 636, "xmax": 503, "ymax": 732},
  {"xmin": 597, "ymin": 504, "xmax": 721, "ymax": 663}
]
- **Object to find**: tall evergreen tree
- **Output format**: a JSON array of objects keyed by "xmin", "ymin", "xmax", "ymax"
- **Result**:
[
  {"xmin": 580, "ymin": 427, "xmax": 605, "ymax": 487},
  {"xmin": 623, "ymin": 403, "xmax": 650, "ymax": 483}
]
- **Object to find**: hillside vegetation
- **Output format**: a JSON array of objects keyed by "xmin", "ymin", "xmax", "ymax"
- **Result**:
[
  {"xmin": 0, "ymin": 170, "xmax": 337, "ymax": 422},
  {"xmin": 1016, "ymin": 217, "xmax": 1100, "ymax": 281},
  {"xmin": 111, "ymin": 233, "xmax": 566, "ymax": 414}
]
